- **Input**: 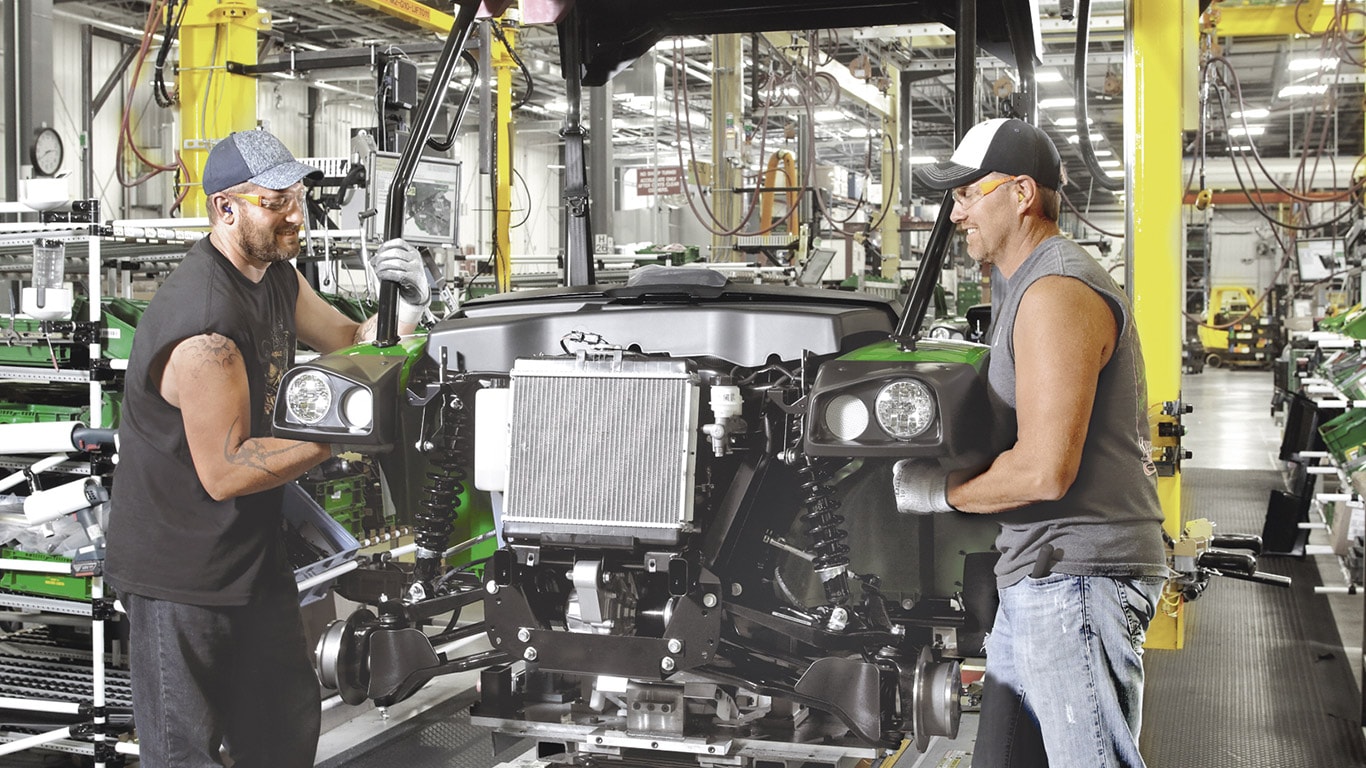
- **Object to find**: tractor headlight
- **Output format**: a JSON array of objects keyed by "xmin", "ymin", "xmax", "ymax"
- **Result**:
[
  {"xmin": 286, "ymin": 371, "xmax": 333, "ymax": 425},
  {"xmin": 824, "ymin": 394, "xmax": 870, "ymax": 440},
  {"xmin": 875, "ymin": 379, "xmax": 936, "ymax": 440},
  {"xmin": 273, "ymin": 340, "xmax": 417, "ymax": 448},
  {"xmin": 340, "ymin": 387, "xmax": 374, "ymax": 430}
]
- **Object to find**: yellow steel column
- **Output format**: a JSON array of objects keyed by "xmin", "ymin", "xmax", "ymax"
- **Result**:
[
  {"xmin": 493, "ymin": 19, "xmax": 517, "ymax": 292},
  {"xmin": 879, "ymin": 67, "xmax": 901, "ymax": 279},
  {"xmin": 1129, "ymin": 0, "xmax": 1192, "ymax": 649},
  {"xmin": 179, "ymin": 0, "xmax": 263, "ymax": 217}
]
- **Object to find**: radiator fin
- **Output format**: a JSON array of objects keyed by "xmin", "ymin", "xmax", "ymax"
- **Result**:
[{"xmin": 503, "ymin": 361, "xmax": 698, "ymax": 544}]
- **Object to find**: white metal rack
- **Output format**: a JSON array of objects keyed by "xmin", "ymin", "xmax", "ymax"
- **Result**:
[{"xmin": 0, "ymin": 225, "xmax": 129, "ymax": 766}]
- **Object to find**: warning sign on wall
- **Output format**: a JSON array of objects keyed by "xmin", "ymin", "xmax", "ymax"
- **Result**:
[{"xmin": 635, "ymin": 166, "xmax": 684, "ymax": 196}]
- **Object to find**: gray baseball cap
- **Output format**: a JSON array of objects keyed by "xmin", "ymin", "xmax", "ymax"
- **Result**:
[{"xmin": 202, "ymin": 130, "xmax": 322, "ymax": 196}]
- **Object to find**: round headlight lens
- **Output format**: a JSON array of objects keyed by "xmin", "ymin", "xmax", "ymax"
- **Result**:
[
  {"xmin": 824, "ymin": 394, "xmax": 869, "ymax": 441},
  {"xmin": 929, "ymin": 325, "xmax": 963, "ymax": 340},
  {"xmin": 286, "ymin": 371, "xmax": 332, "ymax": 425},
  {"xmin": 341, "ymin": 387, "xmax": 374, "ymax": 431},
  {"xmin": 875, "ymin": 380, "xmax": 936, "ymax": 440}
]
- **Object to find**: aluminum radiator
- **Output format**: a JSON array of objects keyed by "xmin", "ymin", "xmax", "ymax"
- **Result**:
[{"xmin": 502, "ymin": 355, "xmax": 699, "ymax": 546}]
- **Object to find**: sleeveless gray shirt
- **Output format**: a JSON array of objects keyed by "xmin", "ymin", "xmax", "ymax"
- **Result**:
[{"xmin": 987, "ymin": 235, "xmax": 1167, "ymax": 588}]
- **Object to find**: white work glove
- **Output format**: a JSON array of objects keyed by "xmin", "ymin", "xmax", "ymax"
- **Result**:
[
  {"xmin": 370, "ymin": 238, "xmax": 431, "ymax": 324},
  {"xmin": 892, "ymin": 459, "xmax": 957, "ymax": 514}
]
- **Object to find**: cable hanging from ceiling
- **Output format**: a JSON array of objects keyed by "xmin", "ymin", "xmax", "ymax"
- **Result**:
[
  {"xmin": 668, "ymin": 31, "xmax": 898, "ymax": 243},
  {"xmin": 122, "ymin": 0, "xmax": 191, "ymax": 213}
]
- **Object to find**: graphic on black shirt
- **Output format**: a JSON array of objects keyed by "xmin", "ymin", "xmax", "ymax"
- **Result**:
[{"xmin": 261, "ymin": 319, "xmax": 291, "ymax": 420}]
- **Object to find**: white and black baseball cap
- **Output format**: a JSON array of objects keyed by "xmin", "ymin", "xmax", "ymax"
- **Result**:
[
  {"xmin": 915, "ymin": 118, "xmax": 1062, "ymax": 191},
  {"xmin": 202, "ymin": 130, "xmax": 322, "ymax": 196}
]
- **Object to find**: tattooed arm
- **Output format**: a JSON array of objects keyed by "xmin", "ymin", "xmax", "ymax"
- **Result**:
[{"xmin": 161, "ymin": 333, "xmax": 330, "ymax": 501}]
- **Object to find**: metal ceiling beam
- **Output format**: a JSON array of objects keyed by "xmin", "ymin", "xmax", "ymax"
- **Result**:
[
  {"xmin": 1206, "ymin": 0, "xmax": 1334, "ymax": 38},
  {"xmin": 350, "ymin": 0, "xmax": 457, "ymax": 34}
]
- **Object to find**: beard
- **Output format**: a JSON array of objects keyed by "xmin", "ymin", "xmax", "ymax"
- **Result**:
[{"xmin": 238, "ymin": 223, "xmax": 301, "ymax": 264}]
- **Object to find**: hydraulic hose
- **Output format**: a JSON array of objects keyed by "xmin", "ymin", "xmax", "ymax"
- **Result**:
[{"xmin": 1073, "ymin": 0, "xmax": 1123, "ymax": 191}]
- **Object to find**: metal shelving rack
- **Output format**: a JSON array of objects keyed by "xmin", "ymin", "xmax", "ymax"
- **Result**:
[
  {"xmin": 1282, "ymin": 331, "xmax": 1366, "ymax": 727},
  {"xmin": 0, "ymin": 222, "xmax": 151, "ymax": 766}
]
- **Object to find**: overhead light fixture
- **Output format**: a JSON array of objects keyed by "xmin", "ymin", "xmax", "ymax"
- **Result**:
[
  {"xmin": 1228, "ymin": 144, "xmax": 1254, "ymax": 152},
  {"xmin": 813, "ymin": 109, "xmax": 847, "ymax": 122},
  {"xmin": 1288, "ymin": 57, "xmax": 1339, "ymax": 71},
  {"xmin": 1092, "ymin": 149, "xmax": 1113, "ymax": 157},
  {"xmin": 1053, "ymin": 116, "xmax": 1093, "ymax": 127},
  {"xmin": 1098, "ymin": 160, "xmax": 1121, "ymax": 168},
  {"xmin": 1066, "ymin": 133, "xmax": 1105, "ymax": 144},
  {"xmin": 1039, "ymin": 97, "xmax": 1076, "ymax": 109},
  {"xmin": 1231, "ymin": 108, "xmax": 1269, "ymax": 119},
  {"xmin": 907, "ymin": 156, "xmax": 939, "ymax": 165},
  {"xmin": 1279, "ymin": 83, "xmax": 1329, "ymax": 98},
  {"xmin": 1228, "ymin": 125, "xmax": 1266, "ymax": 137},
  {"xmin": 1036, "ymin": 70, "xmax": 1064, "ymax": 83},
  {"xmin": 651, "ymin": 36, "xmax": 710, "ymax": 52}
]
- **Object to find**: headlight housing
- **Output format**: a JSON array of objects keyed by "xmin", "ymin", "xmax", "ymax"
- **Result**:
[
  {"xmin": 803, "ymin": 339, "xmax": 995, "ymax": 458},
  {"xmin": 272, "ymin": 342, "xmax": 416, "ymax": 447}
]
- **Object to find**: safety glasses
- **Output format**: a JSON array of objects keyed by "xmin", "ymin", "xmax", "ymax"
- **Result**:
[{"xmin": 951, "ymin": 175, "xmax": 1019, "ymax": 208}]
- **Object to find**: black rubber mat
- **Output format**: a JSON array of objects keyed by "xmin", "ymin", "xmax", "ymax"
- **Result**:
[{"xmin": 1141, "ymin": 467, "xmax": 1366, "ymax": 767}]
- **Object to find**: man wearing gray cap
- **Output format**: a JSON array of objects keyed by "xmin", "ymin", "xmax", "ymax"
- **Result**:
[
  {"xmin": 894, "ymin": 118, "xmax": 1167, "ymax": 768},
  {"xmin": 106, "ymin": 129, "xmax": 430, "ymax": 767}
]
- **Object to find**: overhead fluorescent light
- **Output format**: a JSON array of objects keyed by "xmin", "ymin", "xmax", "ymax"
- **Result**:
[
  {"xmin": 1279, "ymin": 83, "xmax": 1329, "ymax": 98},
  {"xmin": 1039, "ymin": 97, "xmax": 1077, "ymax": 109},
  {"xmin": 652, "ymin": 36, "xmax": 710, "ymax": 52},
  {"xmin": 1228, "ymin": 125, "xmax": 1265, "ymax": 137},
  {"xmin": 1053, "ymin": 116, "xmax": 1093, "ymax": 127},
  {"xmin": 1228, "ymin": 144, "xmax": 1254, "ymax": 152},
  {"xmin": 813, "ymin": 109, "xmax": 847, "ymax": 122},
  {"xmin": 1098, "ymin": 160, "xmax": 1121, "ymax": 168},
  {"xmin": 1066, "ymin": 133, "xmax": 1106, "ymax": 144},
  {"xmin": 907, "ymin": 156, "xmax": 939, "ymax": 165},
  {"xmin": 1092, "ymin": 149, "xmax": 1113, "ymax": 157},
  {"xmin": 1231, "ymin": 108, "xmax": 1269, "ymax": 119},
  {"xmin": 1036, "ymin": 70, "xmax": 1064, "ymax": 83},
  {"xmin": 1288, "ymin": 57, "xmax": 1338, "ymax": 71}
]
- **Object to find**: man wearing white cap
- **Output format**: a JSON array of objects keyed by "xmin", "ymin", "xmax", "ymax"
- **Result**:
[
  {"xmin": 894, "ymin": 118, "xmax": 1167, "ymax": 768},
  {"xmin": 106, "ymin": 129, "xmax": 430, "ymax": 767}
]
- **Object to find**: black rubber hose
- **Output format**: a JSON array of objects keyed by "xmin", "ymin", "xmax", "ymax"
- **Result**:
[{"xmin": 1073, "ymin": 0, "xmax": 1124, "ymax": 191}]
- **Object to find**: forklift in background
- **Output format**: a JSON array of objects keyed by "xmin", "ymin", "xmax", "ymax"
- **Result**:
[{"xmin": 1198, "ymin": 285, "xmax": 1281, "ymax": 368}]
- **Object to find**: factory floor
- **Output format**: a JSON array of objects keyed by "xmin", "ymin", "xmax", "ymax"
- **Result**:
[{"xmin": 14, "ymin": 369, "xmax": 1361, "ymax": 766}]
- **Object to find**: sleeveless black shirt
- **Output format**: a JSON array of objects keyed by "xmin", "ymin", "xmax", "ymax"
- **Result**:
[{"xmin": 106, "ymin": 237, "xmax": 299, "ymax": 605}]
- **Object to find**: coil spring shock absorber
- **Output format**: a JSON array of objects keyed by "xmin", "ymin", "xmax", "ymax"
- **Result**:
[
  {"xmin": 414, "ymin": 390, "xmax": 469, "ymax": 594},
  {"xmin": 792, "ymin": 417, "xmax": 850, "ymax": 605}
]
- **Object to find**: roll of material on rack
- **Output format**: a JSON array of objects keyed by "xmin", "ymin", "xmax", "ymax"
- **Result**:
[
  {"xmin": 24, "ymin": 477, "xmax": 104, "ymax": 526},
  {"xmin": 0, "ymin": 422, "xmax": 82, "ymax": 455}
]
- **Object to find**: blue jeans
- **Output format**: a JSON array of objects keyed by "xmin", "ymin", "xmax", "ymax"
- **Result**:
[
  {"xmin": 972, "ymin": 574, "xmax": 1163, "ymax": 768},
  {"xmin": 124, "ymin": 586, "xmax": 321, "ymax": 768}
]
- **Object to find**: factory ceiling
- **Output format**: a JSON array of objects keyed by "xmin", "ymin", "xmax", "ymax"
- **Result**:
[{"xmin": 50, "ymin": 1, "xmax": 1366, "ymax": 221}]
